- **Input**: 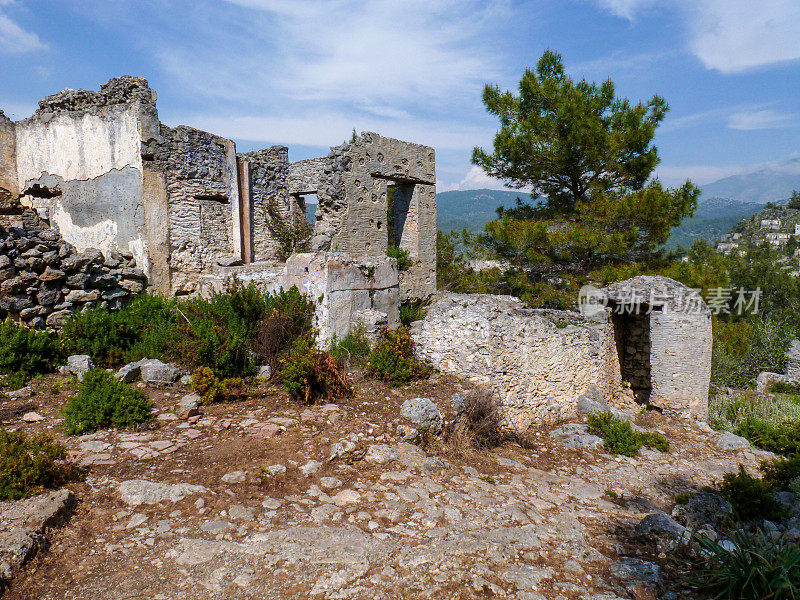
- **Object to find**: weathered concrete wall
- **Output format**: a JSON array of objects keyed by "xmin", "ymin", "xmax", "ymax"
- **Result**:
[
  {"xmin": 309, "ymin": 132, "xmax": 436, "ymax": 300},
  {"xmin": 0, "ymin": 210, "xmax": 146, "ymax": 328},
  {"xmin": 198, "ymin": 253, "xmax": 400, "ymax": 346},
  {"xmin": 12, "ymin": 77, "xmax": 157, "ymax": 274},
  {"xmin": 412, "ymin": 293, "xmax": 621, "ymax": 430},
  {"xmin": 0, "ymin": 111, "xmax": 18, "ymax": 211}
]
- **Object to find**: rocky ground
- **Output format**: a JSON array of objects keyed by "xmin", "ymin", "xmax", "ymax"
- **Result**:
[{"xmin": 0, "ymin": 370, "xmax": 773, "ymax": 600}]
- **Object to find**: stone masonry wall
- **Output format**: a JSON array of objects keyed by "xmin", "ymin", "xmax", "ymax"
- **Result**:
[
  {"xmin": 0, "ymin": 111, "xmax": 18, "ymax": 212},
  {"xmin": 412, "ymin": 293, "xmax": 621, "ymax": 431},
  {"xmin": 0, "ymin": 210, "xmax": 146, "ymax": 328},
  {"xmin": 241, "ymin": 146, "xmax": 306, "ymax": 262},
  {"xmin": 11, "ymin": 76, "xmax": 160, "ymax": 276},
  {"xmin": 152, "ymin": 125, "xmax": 240, "ymax": 295},
  {"xmin": 304, "ymin": 132, "xmax": 436, "ymax": 300}
]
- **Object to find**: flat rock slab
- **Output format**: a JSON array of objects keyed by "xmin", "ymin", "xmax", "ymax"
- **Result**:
[
  {"xmin": 0, "ymin": 489, "xmax": 75, "ymax": 591},
  {"xmin": 117, "ymin": 480, "xmax": 208, "ymax": 507}
]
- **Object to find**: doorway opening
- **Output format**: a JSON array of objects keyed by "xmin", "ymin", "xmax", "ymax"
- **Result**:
[{"xmin": 611, "ymin": 304, "xmax": 656, "ymax": 403}]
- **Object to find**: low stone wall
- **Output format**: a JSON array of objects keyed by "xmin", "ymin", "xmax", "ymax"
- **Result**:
[
  {"xmin": 411, "ymin": 293, "xmax": 620, "ymax": 430},
  {"xmin": 0, "ymin": 210, "xmax": 146, "ymax": 328},
  {"xmin": 198, "ymin": 252, "xmax": 400, "ymax": 346}
]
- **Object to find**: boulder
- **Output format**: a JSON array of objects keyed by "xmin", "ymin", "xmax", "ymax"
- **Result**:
[
  {"xmin": 633, "ymin": 513, "xmax": 688, "ymax": 548},
  {"xmin": 177, "ymin": 393, "xmax": 201, "ymax": 419},
  {"xmin": 672, "ymin": 492, "xmax": 732, "ymax": 531},
  {"xmin": 115, "ymin": 361, "xmax": 142, "ymax": 383},
  {"xmin": 400, "ymin": 397, "xmax": 442, "ymax": 435},
  {"xmin": 715, "ymin": 431, "xmax": 750, "ymax": 451},
  {"xmin": 257, "ymin": 365, "xmax": 272, "ymax": 380},
  {"xmin": 138, "ymin": 359, "xmax": 179, "ymax": 384},
  {"xmin": 66, "ymin": 355, "xmax": 94, "ymax": 381}
]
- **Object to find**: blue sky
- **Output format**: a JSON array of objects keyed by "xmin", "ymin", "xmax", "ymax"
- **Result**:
[{"xmin": 1, "ymin": 0, "xmax": 799, "ymax": 192}]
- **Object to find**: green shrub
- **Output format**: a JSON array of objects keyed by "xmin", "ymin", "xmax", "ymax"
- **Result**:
[
  {"xmin": 0, "ymin": 429, "xmax": 79, "ymax": 501},
  {"xmin": 587, "ymin": 411, "xmax": 669, "ymax": 456},
  {"xmin": 400, "ymin": 299, "xmax": 428, "ymax": 326},
  {"xmin": 761, "ymin": 455, "xmax": 800, "ymax": 492},
  {"xmin": 690, "ymin": 529, "xmax": 800, "ymax": 600},
  {"xmin": 0, "ymin": 319, "xmax": 62, "ymax": 388},
  {"xmin": 367, "ymin": 326, "xmax": 429, "ymax": 386},
  {"xmin": 387, "ymin": 246, "xmax": 412, "ymax": 271},
  {"xmin": 330, "ymin": 326, "xmax": 371, "ymax": 366},
  {"xmin": 190, "ymin": 366, "xmax": 250, "ymax": 404},
  {"xmin": 735, "ymin": 417, "xmax": 800, "ymax": 456},
  {"xmin": 709, "ymin": 392, "xmax": 800, "ymax": 445},
  {"xmin": 60, "ymin": 284, "xmax": 312, "ymax": 379},
  {"xmin": 63, "ymin": 369, "xmax": 153, "ymax": 435},
  {"xmin": 61, "ymin": 293, "xmax": 175, "ymax": 367},
  {"xmin": 281, "ymin": 337, "xmax": 352, "ymax": 404},
  {"xmin": 711, "ymin": 318, "xmax": 794, "ymax": 389},
  {"xmin": 250, "ymin": 286, "xmax": 315, "ymax": 372},
  {"xmin": 717, "ymin": 465, "xmax": 783, "ymax": 522},
  {"xmin": 769, "ymin": 381, "xmax": 800, "ymax": 395}
]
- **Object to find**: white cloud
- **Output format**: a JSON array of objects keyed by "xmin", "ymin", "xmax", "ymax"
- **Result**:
[
  {"xmin": 688, "ymin": 0, "xmax": 800, "ymax": 74},
  {"xmin": 437, "ymin": 165, "xmax": 521, "ymax": 192},
  {"xmin": 594, "ymin": 0, "xmax": 800, "ymax": 73},
  {"xmin": 728, "ymin": 109, "xmax": 799, "ymax": 131},
  {"xmin": 163, "ymin": 111, "xmax": 492, "ymax": 151},
  {"xmin": 0, "ymin": 12, "xmax": 46, "ymax": 54},
  {"xmin": 593, "ymin": 0, "xmax": 655, "ymax": 20}
]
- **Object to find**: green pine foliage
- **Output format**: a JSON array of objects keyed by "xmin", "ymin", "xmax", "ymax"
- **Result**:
[
  {"xmin": 0, "ymin": 429, "xmax": 79, "ymax": 501},
  {"xmin": 63, "ymin": 369, "xmax": 153, "ymax": 435},
  {"xmin": 0, "ymin": 319, "xmax": 62, "ymax": 388}
]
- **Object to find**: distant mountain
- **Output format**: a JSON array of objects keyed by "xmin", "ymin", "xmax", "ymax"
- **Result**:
[
  {"xmin": 666, "ymin": 197, "xmax": 765, "ymax": 249},
  {"xmin": 700, "ymin": 159, "xmax": 800, "ymax": 205},
  {"xmin": 436, "ymin": 189, "xmax": 532, "ymax": 233}
]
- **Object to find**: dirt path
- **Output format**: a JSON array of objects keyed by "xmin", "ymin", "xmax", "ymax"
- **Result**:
[{"xmin": 0, "ymin": 373, "xmax": 767, "ymax": 599}]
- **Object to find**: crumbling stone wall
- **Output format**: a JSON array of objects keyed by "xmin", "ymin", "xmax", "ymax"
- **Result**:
[
  {"xmin": 602, "ymin": 276, "xmax": 711, "ymax": 419},
  {"xmin": 0, "ymin": 210, "xmax": 146, "ymax": 328},
  {"xmin": 241, "ymin": 146, "xmax": 306, "ymax": 262},
  {"xmin": 0, "ymin": 111, "xmax": 18, "ymax": 213},
  {"xmin": 149, "ymin": 125, "xmax": 240, "ymax": 295},
  {"xmin": 11, "ymin": 76, "xmax": 159, "ymax": 274},
  {"xmin": 292, "ymin": 132, "xmax": 436, "ymax": 300},
  {"xmin": 198, "ymin": 252, "xmax": 400, "ymax": 345},
  {"xmin": 412, "ymin": 293, "xmax": 621, "ymax": 430}
]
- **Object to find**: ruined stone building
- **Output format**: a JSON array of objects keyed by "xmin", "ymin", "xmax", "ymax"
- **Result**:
[
  {"xmin": 0, "ymin": 77, "xmax": 714, "ymax": 427},
  {"xmin": 0, "ymin": 76, "xmax": 436, "ymax": 342}
]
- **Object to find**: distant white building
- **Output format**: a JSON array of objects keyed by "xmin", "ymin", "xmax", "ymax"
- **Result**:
[
  {"xmin": 731, "ymin": 232, "xmax": 742, "ymax": 240},
  {"xmin": 761, "ymin": 219, "xmax": 781, "ymax": 230},
  {"xmin": 766, "ymin": 232, "xmax": 792, "ymax": 246},
  {"xmin": 716, "ymin": 242, "xmax": 739, "ymax": 255},
  {"xmin": 795, "ymin": 223, "xmax": 800, "ymax": 236}
]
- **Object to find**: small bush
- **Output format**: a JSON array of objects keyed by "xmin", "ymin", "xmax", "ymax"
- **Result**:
[
  {"xmin": 0, "ymin": 319, "xmax": 62, "ymax": 388},
  {"xmin": 587, "ymin": 411, "xmax": 669, "ymax": 456},
  {"xmin": 281, "ymin": 337, "xmax": 352, "ymax": 404},
  {"xmin": 367, "ymin": 326, "xmax": 429, "ymax": 386},
  {"xmin": 709, "ymin": 392, "xmax": 800, "ymax": 448},
  {"xmin": 330, "ymin": 326, "xmax": 371, "ymax": 366},
  {"xmin": 0, "ymin": 429, "xmax": 79, "ymax": 501},
  {"xmin": 61, "ymin": 293, "xmax": 175, "ymax": 367},
  {"xmin": 769, "ymin": 381, "xmax": 800, "ymax": 395},
  {"xmin": 761, "ymin": 455, "xmax": 800, "ymax": 492},
  {"xmin": 387, "ymin": 245, "xmax": 412, "ymax": 271},
  {"xmin": 190, "ymin": 366, "xmax": 250, "ymax": 404},
  {"xmin": 717, "ymin": 465, "xmax": 783, "ymax": 522},
  {"xmin": 735, "ymin": 417, "xmax": 800, "ymax": 456},
  {"xmin": 442, "ymin": 390, "xmax": 504, "ymax": 456},
  {"xmin": 63, "ymin": 369, "xmax": 153, "ymax": 435},
  {"xmin": 250, "ymin": 286, "xmax": 315, "ymax": 373},
  {"xmin": 690, "ymin": 530, "xmax": 800, "ymax": 600},
  {"xmin": 400, "ymin": 299, "xmax": 428, "ymax": 326}
]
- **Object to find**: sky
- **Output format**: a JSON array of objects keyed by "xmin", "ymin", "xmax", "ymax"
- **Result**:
[{"xmin": 1, "ymin": 0, "xmax": 799, "ymax": 192}]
